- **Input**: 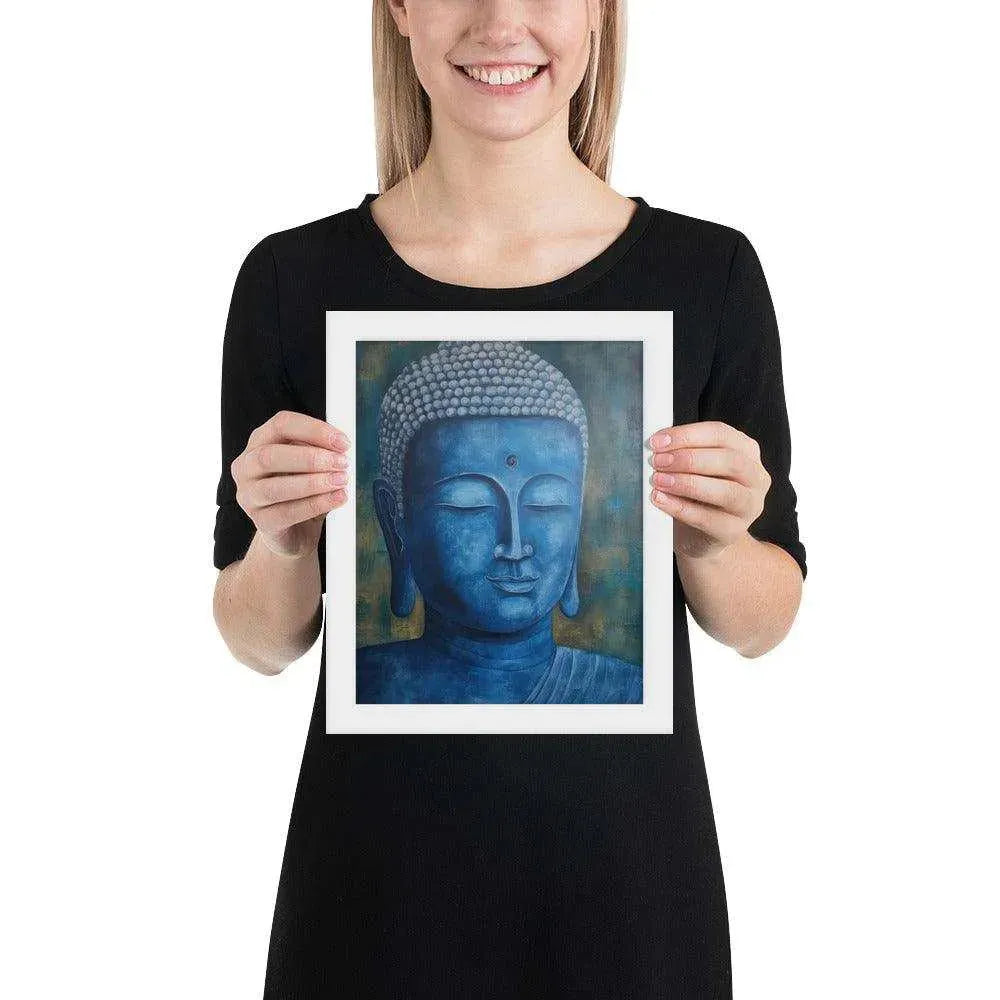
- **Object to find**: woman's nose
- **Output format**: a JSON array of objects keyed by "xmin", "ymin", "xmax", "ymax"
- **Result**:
[{"xmin": 469, "ymin": 15, "xmax": 528, "ymax": 49}]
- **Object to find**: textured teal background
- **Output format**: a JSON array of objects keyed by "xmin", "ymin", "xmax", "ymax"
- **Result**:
[{"xmin": 356, "ymin": 340, "xmax": 643, "ymax": 665}]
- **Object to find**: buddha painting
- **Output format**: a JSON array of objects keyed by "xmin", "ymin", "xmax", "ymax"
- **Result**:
[{"xmin": 356, "ymin": 340, "xmax": 641, "ymax": 704}]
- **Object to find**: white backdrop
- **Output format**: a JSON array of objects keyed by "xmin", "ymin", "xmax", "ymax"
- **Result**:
[{"xmin": 3, "ymin": 2, "xmax": 996, "ymax": 998}]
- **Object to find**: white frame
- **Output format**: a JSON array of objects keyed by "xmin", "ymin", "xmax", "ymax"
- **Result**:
[{"xmin": 326, "ymin": 311, "xmax": 673, "ymax": 733}]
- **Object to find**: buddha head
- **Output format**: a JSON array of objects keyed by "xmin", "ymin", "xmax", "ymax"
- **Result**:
[{"xmin": 372, "ymin": 341, "xmax": 588, "ymax": 633}]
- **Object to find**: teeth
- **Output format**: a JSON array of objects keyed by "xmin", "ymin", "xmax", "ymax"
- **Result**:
[{"xmin": 461, "ymin": 64, "xmax": 541, "ymax": 85}]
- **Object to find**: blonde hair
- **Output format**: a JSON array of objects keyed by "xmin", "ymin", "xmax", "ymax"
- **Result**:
[{"xmin": 372, "ymin": 1, "xmax": 627, "ymax": 193}]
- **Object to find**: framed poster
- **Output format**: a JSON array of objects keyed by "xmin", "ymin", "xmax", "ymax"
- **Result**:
[{"xmin": 326, "ymin": 311, "xmax": 672, "ymax": 733}]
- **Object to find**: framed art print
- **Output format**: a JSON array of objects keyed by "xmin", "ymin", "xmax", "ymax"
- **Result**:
[{"xmin": 326, "ymin": 311, "xmax": 673, "ymax": 734}]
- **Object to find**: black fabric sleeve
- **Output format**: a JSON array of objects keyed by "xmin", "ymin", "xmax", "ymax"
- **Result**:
[
  {"xmin": 213, "ymin": 236, "xmax": 299, "ymax": 572},
  {"xmin": 698, "ymin": 232, "xmax": 807, "ymax": 579}
]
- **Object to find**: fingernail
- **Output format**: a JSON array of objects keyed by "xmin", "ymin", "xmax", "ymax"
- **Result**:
[
  {"xmin": 653, "ymin": 491, "xmax": 666, "ymax": 503},
  {"xmin": 649, "ymin": 433, "xmax": 671, "ymax": 448}
]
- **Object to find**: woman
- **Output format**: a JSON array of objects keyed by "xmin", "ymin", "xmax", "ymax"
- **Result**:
[{"xmin": 213, "ymin": 2, "xmax": 806, "ymax": 997}]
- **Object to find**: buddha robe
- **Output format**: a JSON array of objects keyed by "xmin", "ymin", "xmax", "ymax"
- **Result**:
[{"xmin": 356, "ymin": 640, "xmax": 641, "ymax": 704}]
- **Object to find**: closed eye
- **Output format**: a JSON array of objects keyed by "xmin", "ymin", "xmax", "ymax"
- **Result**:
[
  {"xmin": 431, "ymin": 503, "xmax": 571, "ymax": 511},
  {"xmin": 432, "ymin": 503, "xmax": 497, "ymax": 511}
]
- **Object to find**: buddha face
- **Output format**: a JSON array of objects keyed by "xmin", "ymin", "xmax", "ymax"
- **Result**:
[{"xmin": 397, "ymin": 415, "xmax": 584, "ymax": 632}]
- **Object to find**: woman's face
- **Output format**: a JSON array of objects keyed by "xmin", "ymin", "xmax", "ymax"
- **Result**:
[{"xmin": 389, "ymin": 0, "xmax": 599, "ymax": 141}]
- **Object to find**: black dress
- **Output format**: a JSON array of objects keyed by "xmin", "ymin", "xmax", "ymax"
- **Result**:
[{"xmin": 213, "ymin": 193, "xmax": 807, "ymax": 999}]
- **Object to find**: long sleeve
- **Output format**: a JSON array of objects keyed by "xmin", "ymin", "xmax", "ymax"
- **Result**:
[
  {"xmin": 698, "ymin": 232, "xmax": 807, "ymax": 579},
  {"xmin": 213, "ymin": 236, "xmax": 299, "ymax": 571}
]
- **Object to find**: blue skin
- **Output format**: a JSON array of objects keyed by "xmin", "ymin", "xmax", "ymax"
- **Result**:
[{"xmin": 356, "ymin": 415, "xmax": 639, "ymax": 703}]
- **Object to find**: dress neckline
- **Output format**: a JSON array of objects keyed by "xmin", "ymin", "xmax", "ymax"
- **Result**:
[{"xmin": 355, "ymin": 191, "xmax": 654, "ymax": 305}]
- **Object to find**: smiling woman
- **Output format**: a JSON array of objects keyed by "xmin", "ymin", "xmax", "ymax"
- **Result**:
[{"xmin": 213, "ymin": 0, "xmax": 806, "ymax": 997}]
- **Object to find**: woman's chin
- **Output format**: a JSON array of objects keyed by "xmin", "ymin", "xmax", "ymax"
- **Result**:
[{"xmin": 433, "ymin": 96, "xmax": 553, "ymax": 143}]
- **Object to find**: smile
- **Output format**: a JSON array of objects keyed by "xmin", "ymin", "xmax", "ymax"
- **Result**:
[{"xmin": 454, "ymin": 62, "xmax": 548, "ymax": 95}]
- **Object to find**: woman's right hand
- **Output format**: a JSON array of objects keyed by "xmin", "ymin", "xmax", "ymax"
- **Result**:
[{"xmin": 231, "ymin": 410, "xmax": 351, "ymax": 560}]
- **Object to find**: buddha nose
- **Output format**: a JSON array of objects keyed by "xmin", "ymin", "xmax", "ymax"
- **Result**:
[
  {"xmin": 494, "ymin": 541, "xmax": 533, "ymax": 558},
  {"xmin": 494, "ymin": 507, "xmax": 533, "ymax": 560}
]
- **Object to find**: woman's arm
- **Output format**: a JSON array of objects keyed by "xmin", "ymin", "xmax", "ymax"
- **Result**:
[
  {"xmin": 649, "ymin": 420, "xmax": 804, "ymax": 658},
  {"xmin": 212, "ymin": 236, "xmax": 347, "ymax": 675},
  {"xmin": 675, "ymin": 532, "xmax": 802, "ymax": 658},
  {"xmin": 658, "ymin": 231, "xmax": 806, "ymax": 655},
  {"xmin": 213, "ymin": 534, "xmax": 323, "ymax": 675},
  {"xmin": 213, "ymin": 409, "xmax": 349, "ymax": 675}
]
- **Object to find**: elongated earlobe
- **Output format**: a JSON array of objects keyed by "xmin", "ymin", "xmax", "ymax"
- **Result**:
[
  {"xmin": 559, "ymin": 549, "xmax": 581, "ymax": 617},
  {"xmin": 390, "ymin": 562, "xmax": 417, "ymax": 618},
  {"xmin": 372, "ymin": 477, "xmax": 417, "ymax": 617}
]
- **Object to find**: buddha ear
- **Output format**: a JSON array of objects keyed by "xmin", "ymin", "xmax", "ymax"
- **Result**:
[
  {"xmin": 372, "ymin": 477, "xmax": 404, "ymax": 557},
  {"xmin": 559, "ymin": 548, "xmax": 581, "ymax": 617},
  {"xmin": 372, "ymin": 477, "xmax": 416, "ymax": 617}
]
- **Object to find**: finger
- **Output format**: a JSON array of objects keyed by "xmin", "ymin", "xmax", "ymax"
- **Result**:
[
  {"xmin": 248, "ymin": 410, "xmax": 351, "ymax": 452},
  {"xmin": 242, "ymin": 470, "xmax": 350, "ymax": 509},
  {"xmin": 256, "ymin": 490, "xmax": 348, "ymax": 534},
  {"xmin": 649, "ymin": 421, "xmax": 753, "ymax": 454},
  {"xmin": 646, "ymin": 426, "xmax": 673, "ymax": 449},
  {"xmin": 649, "ymin": 446, "xmax": 757, "ymax": 486},
  {"xmin": 650, "ymin": 488, "xmax": 746, "ymax": 537},
  {"xmin": 247, "ymin": 443, "xmax": 349, "ymax": 478},
  {"xmin": 649, "ymin": 472, "xmax": 754, "ymax": 517}
]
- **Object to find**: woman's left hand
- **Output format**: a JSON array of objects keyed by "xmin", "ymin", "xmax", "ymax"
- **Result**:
[{"xmin": 647, "ymin": 421, "xmax": 771, "ymax": 560}]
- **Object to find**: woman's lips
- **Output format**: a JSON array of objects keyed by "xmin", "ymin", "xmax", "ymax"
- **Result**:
[{"xmin": 453, "ymin": 63, "xmax": 548, "ymax": 96}]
